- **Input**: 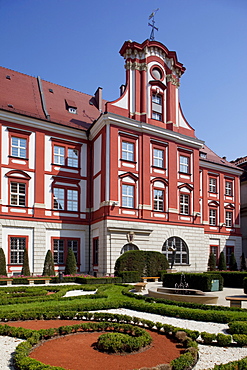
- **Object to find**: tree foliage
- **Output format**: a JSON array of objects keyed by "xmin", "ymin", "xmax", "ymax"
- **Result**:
[
  {"xmin": 240, "ymin": 253, "xmax": 247, "ymax": 271},
  {"xmin": 0, "ymin": 248, "xmax": 7, "ymax": 276},
  {"xmin": 21, "ymin": 248, "xmax": 30, "ymax": 276},
  {"xmin": 64, "ymin": 248, "xmax": 77, "ymax": 275},
  {"xmin": 114, "ymin": 250, "xmax": 169, "ymax": 277},
  {"xmin": 229, "ymin": 252, "xmax": 238, "ymax": 271},
  {"xmin": 218, "ymin": 251, "xmax": 227, "ymax": 271},
  {"xmin": 42, "ymin": 250, "xmax": 55, "ymax": 276},
  {"xmin": 208, "ymin": 253, "xmax": 216, "ymax": 271}
]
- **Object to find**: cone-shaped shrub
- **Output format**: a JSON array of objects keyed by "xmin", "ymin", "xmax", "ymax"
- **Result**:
[
  {"xmin": 21, "ymin": 248, "xmax": 30, "ymax": 276},
  {"xmin": 64, "ymin": 248, "xmax": 77, "ymax": 275},
  {"xmin": 229, "ymin": 252, "xmax": 238, "ymax": 271},
  {"xmin": 240, "ymin": 253, "xmax": 247, "ymax": 271},
  {"xmin": 218, "ymin": 251, "xmax": 227, "ymax": 271},
  {"xmin": 0, "ymin": 248, "xmax": 7, "ymax": 276},
  {"xmin": 208, "ymin": 253, "xmax": 216, "ymax": 271},
  {"xmin": 42, "ymin": 250, "xmax": 55, "ymax": 276}
]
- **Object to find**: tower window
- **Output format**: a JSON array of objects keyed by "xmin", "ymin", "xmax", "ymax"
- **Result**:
[{"xmin": 152, "ymin": 94, "xmax": 162, "ymax": 121}]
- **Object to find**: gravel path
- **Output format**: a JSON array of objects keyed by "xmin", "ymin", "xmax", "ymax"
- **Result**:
[{"xmin": 1, "ymin": 291, "xmax": 247, "ymax": 370}]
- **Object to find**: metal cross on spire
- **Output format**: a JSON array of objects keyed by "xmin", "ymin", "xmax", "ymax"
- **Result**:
[{"xmin": 148, "ymin": 8, "xmax": 159, "ymax": 41}]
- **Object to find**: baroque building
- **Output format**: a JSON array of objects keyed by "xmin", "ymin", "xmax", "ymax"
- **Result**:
[{"xmin": 0, "ymin": 39, "xmax": 242, "ymax": 276}]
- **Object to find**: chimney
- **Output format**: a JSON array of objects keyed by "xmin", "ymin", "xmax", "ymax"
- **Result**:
[{"xmin": 94, "ymin": 87, "xmax": 103, "ymax": 112}]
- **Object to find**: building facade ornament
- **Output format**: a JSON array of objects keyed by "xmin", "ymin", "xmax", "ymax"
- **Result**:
[
  {"xmin": 166, "ymin": 74, "xmax": 180, "ymax": 87},
  {"xmin": 124, "ymin": 61, "xmax": 148, "ymax": 71}
]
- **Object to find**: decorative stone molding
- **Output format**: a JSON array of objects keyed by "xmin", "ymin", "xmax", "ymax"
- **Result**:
[
  {"xmin": 124, "ymin": 61, "xmax": 148, "ymax": 71},
  {"xmin": 166, "ymin": 74, "xmax": 180, "ymax": 87}
]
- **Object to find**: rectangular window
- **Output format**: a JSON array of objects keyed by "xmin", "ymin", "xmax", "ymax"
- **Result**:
[
  {"xmin": 226, "ymin": 211, "xmax": 233, "ymax": 227},
  {"xmin": 54, "ymin": 145, "xmax": 65, "ymax": 165},
  {"xmin": 226, "ymin": 246, "xmax": 234, "ymax": 265},
  {"xmin": 10, "ymin": 237, "xmax": 26, "ymax": 264},
  {"xmin": 209, "ymin": 178, "xmax": 217, "ymax": 193},
  {"xmin": 153, "ymin": 149, "xmax": 164, "ymax": 168},
  {"xmin": 53, "ymin": 188, "xmax": 65, "ymax": 210},
  {"xmin": 210, "ymin": 245, "xmax": 219, "ymax": 262},
  {"xmin": 53, "ymin": 239, "xmax": 64, "ymax": 264},
  {"xmin": 11, "ymin": 137, "xmax": 27, "ymax": 158},
  {"xmin": 154, "ymin": 189, "xmax": 164, "ymax": 211},
  {"xmin": 180, "ymin": 194, "xmax": 189, "ymax": 215},
  {"xmin": 152, "ymin": 94, "xmax": 162, "ymax": 121},
  {"xmin": 179, "ymin": 155, "xmax": 189, "ymax": 173},
  {"xmin": 122, "ymin": 184, "xmax": 134, "ymax": 208},
  {"xmin": 93, "ymin": 238, "xmax": 99, "ymax": 265},
  {"xmin": 68, "ymin": 240, "xmax": 79, "ymax": 263},
  {"xmin": 10, "ymin": 182, "xmax": 26, "ymax": 206},
  {"xmin": 122, "ymin": 141, "xmax": 134, "ymax": 161},
  {"xmin": 225, "ymin": 181, "xmax": 233, "ymax": 196},
  {"xmin": 68, "ymin": 148, "xmax": 79, "ymax": 167},
  {"xmin": 209, "ymin": 209, "xmax": 217, "ymax": 226},
  {"xmin": 67, "ymin": 190, "xmax": 78, "ymax": 211}
]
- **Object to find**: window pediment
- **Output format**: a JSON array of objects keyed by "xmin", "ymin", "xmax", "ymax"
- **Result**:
[{"xmin": 5, "ymin": 170, "xmax": 31, "ymax": 180}]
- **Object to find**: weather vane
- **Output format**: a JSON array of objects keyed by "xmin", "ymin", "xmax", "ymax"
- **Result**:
[{"xmin": 148, "ymin": 8, "xmax": 159, "ymax": 41}]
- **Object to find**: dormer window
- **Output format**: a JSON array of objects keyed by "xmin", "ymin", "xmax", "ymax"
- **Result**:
[
  {"xmin": 200, "ymin": 152, "xmax": 207, "ymax": 159},
  {"xmin": 152, "ymin": 94, "xmax": 162, "ymax": 121},
  {"xmin": 65, "ymin": 99, "xmax": 77, "ymax": 114},
  {"xmin": 68, "ymin": 107, "xmax": 77, "ymax": 114}
]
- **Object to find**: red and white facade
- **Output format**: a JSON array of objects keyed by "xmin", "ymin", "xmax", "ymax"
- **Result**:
[{"xmin": 0, "ymin": 39, "xmax": 242, "ymax": 276}]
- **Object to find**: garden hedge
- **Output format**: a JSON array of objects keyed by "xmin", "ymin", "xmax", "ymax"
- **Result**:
[
  {"xmin": 163, "ymin": 273, "xmax": 223, "ymax": 292},
  {"xmin": 114, "ymin": 250, "xmax": 169, "ymax": 277},
  {"xmin": 205, "ymin": 271, "xmax": 247, "ymax": 288}
]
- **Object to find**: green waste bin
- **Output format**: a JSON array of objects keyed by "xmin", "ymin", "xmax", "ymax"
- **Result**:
[{"xmin": 211, "ymin": 279, "xmax": 219, "ymax": 291}]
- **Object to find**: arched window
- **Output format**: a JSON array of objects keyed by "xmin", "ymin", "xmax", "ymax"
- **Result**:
[
  {"xmin": 120, "ymin": 243, "xmax": 139, "ymax": 254},
  {"xmin": 162, "ymin": 237, "xmax": 189, "ymax": 265}
]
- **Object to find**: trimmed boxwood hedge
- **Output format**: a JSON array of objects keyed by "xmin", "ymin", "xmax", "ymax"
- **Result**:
[
  {"xmin": 205, "ymin": 271, "xmax": 247, "ymax": 288},
  {"xmin": 116, "ymin": 271, "xmax": 140, "ymax": 283},
  {"xmin": 114, "ymin": 250, "xmax": 169, "ymax": 277},
  {"xmin": 163, "ymin": 273, "xmax": 223, "ymax": 291}
]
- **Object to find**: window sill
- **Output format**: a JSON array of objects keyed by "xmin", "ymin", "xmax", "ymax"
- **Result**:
[
  {"xmin": 9, "ymin": 156, "xmax": 28, "ymax": 161},
  {"xmin": 152, "ymin": 166, "xmax": 166, "ymax": 170},
  {"xmin": 120, "ymin": 159, "xmax": 137, "ymax": 164},
  {"xmin": 178, "ymin": 172, "xmax": 191, "ymax": 175}
]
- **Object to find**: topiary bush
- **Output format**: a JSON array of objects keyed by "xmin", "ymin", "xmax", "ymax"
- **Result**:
[
  {"xmin": 201, "ymin": 332, "xmax": 216, "ymax": 344},
  {"xmin": 229, "ymin": 252, "xmax": 238, "ymax": 271},
  {"xmin": 216, "ymin": 333, "xmax": 232, "ymax": 346},
  {"xmin": 21, "ymin": 248, "xmax": 30, "ymax": 276},
  {"xmin": 218, "ymin": 251, "xmax": 227, "ymax": 271},
  {"xmin": 240, "ymin": 253, "xmax": 247, "ymax": 271},
  {"xmin": 42, "ymin": 250, "xmax": 55, "ymax": 276},
  {"xmin": 114, "ymin": 250, "xmax": 169, "ymax": 277},
  {"xmin": 117, "ymin": 271, "xmax": 140, "ymax": 283},
  {"xmin": 64, "ymin": 248, "xmax": 77, "ymax": 275},
  {"xmin": 208, "ymin": 253, "xmax": 216, "ymax": 271},
  {"xmin": 0, "ymin": 247, "xmax": 7, "ymax": 276}
]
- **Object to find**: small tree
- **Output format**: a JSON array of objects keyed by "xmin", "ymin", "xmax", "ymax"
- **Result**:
[
  {"xmin": 208, "ymin": 253, "xmax": 216, "ymax": 271},
  {"xmin": 64, "ymin": 248, "xmax": 77, "ymax": 275},
  {"xmin": 42, "ymin": 250, "xmax": 55, "ymax": 276},
  {"xmin": 218, "ymin": 251, "xmax": 227, "ymax": 271},
  {"xmin": 229, "ymin": 252, "xmax": 238, "ymax": 271},
  {"xmin": 21, "ymin": 248, "xmax": 30, "ymax": 276},
  {"xmin": 240, "ymin": 252, "xmax": 247, "ymax": 271},
  {"xmin": 0, "ymin": 248, "xmax": 7, "ymax": 276}
]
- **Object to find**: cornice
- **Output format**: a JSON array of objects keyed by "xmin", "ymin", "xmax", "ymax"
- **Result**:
[
  {"xmin": 199, "ymin": 159, "xmax": 243, "ymax": 176},
  {"xmin": 0, "ymin": 110, "xmax": 87, "ymax": 140},
  {"xmin": 89, "ymin": 112, "xmax": 204, "ymax": 149}
]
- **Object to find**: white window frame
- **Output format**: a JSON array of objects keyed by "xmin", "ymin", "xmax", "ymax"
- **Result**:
[
  {"xmin": 209, "ymin": 178, "xmax": 217, "ymax": 193},
  {"xmin": 180, "ymin": 194, "xmax": 189, "ymax": 215},
  {"xmin": 122, "ymin": 184, "xmax": 134, "ymax": 208},
  {"xmin": 122, "ymin": 141, "xmax": 134, "ymax": 162},
  {"xmin": 209, "ymin": 208, "xmax": 217, "ymax": 226},
  {"xmin": 153, "ymin": 148, "xmax": 164, "ymax": 168},
  {"xmin": 179, "ymin": 155, "xmax": 189, "ymax": 173},
  {"xmin": 226, "ymin": 211, "xmax": 233, "ymax": 227},
  {"xmin": 53, "ymin": 188, "xmax": 65, "ymax": 210},
  {"xmin": 11, "ymin": 137, "xmax": 27, "ymax": 158},
  {"xmin": 67, "ymin": 189, "xmax": 78, "ymax": 211},
  {"xmin": 10, "ymin": 182, "xmax": 26, "ymax": 206},
  {"xmin": 225, "ymin": 181, "xmax": 233, "ymax": 196},
  {"xmin": 53, "ymin": 239, "xmax": 64, "ymax": 264},
  {"xmin": 154, "ymin": 189, "xmax": 164, "ymax": 211},
  {"xmin": 54, "ymin": 145, "xmax": 65, "ymax": 165},
  {"xmin": 10, "ymin": 237, "xmax": 26, "ymax": 264},
  {"xmin": 68, "ymin": 148, "xmax": 79, "ymax": 168}
]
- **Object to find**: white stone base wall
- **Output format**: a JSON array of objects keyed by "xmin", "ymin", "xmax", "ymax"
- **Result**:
[
  {"xmin": 92, "ymin": 219, "xmax": 242, "ymax": 275},
  {"xmin": 0, "ymin": 219, "xmax": 88, "ymax": 275}
]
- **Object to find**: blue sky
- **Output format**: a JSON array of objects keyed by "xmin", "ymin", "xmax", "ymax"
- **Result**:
[{"xmin": 0, "ymin": 0, "xmax": 246, "ymax": 161}]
